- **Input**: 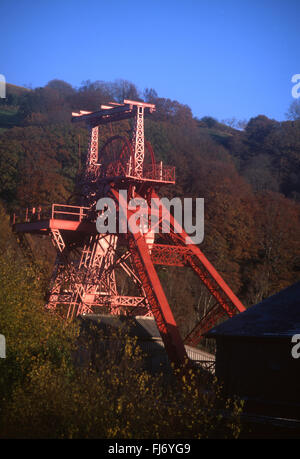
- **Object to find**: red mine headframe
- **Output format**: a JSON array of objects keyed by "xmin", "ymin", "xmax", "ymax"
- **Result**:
[{"xmin": 13, "ymin": 99, "xmax": 245, "ymax": 367}]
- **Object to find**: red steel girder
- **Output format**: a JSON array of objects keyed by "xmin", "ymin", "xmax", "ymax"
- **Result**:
[
  {"xmin": 151, "ymin": 191, "xmax": 245, "ymax": 344},
  {"xmin": 151, "ymin": 244, "xmax": 192, "ymax": 266},
  {"xmin": 184, "ymin": 303, "xmax": 227, "ymax": 347},
  {"xmin": 71, "ymin": 100, "xmax": 155, "ymax": 128},
  {"xmin": 112, "ymin": 188, "xmax": 189, "ymax": 367},
  {"xmin": 128, "ymin": 234, "xmax": 188, "ymax": 367}
]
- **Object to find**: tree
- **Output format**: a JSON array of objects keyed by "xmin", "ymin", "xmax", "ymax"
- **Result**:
[
  {"xmin": 246, "ymin": 191, "xmax": 300, "ymax": 304},
  {"xmin": 221, "ymin": 117, "xmax": 248, "ymax": 130},
  {"xmin": 46, "ymin": 79, "xmax": 75, "ymax": 98},
  {"xmin": 286, "ymin": 99, "xmax": 300, "ymax": 120},
  {"xmin": 74, "ymin": 80, "xmax": 112, "ymax": 110},
  {"xmin": 199, "ymin": 116, "xmax": 218, "ymax": 128},
  {"xmin": 143, "ymin": 87, "xmax": 158, "ymax": 103},
  {"xmin": 111, "ymin": 79, "xmax": 141, "ymax": 103},
  {"xmin": 245, "ymin": 115, "xmax": 278, "ymax": 154}
]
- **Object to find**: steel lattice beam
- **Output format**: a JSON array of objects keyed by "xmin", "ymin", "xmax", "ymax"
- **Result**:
[{"xmin": 151, "ymin": 244, "xmax": 192, "ymax": 266}]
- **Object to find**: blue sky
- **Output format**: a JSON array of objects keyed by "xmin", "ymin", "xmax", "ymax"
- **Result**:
[{"xmin": 1, "ymin": 0, "xmax": 299, "ymax": 122}]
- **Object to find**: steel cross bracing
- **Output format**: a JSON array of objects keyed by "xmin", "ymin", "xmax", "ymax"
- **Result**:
[
  {"xmin": 45, "ymin": 226, "xmax": 151, "ymax": 319},
  {"xmin": 13, "ymin": 99, "xmax": 246, "ymax": 368},
  {"xmin": 87, "ymin": 126, "xmax": 99, "ymax": 167},
  {"xmin": 132, "ymin": 105, "xmax": 145, "ymax": 178}
]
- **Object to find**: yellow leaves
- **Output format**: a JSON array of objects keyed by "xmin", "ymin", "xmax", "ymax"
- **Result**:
[
  {"xmin": 124, "ymin": 342, "xmax": 133, "ymax": 358},
  {"xmin": 0, "ymin": 262, "xmax": 243, "ymax": 439},
  {"xmin": 116, "ymin": 397, "xmax": 123, "ymax": 414}
]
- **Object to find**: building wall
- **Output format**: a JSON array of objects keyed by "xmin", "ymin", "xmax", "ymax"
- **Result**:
[{"xmin": 215, "ymin": 336, "xmax": 300, "ymax": 407}]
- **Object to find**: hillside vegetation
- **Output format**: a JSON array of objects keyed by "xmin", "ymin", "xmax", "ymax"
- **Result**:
[
  {"xmin": 0, "ymin": 79, "xmax": 299, "ymax": 315},
  {"xmin": 0, "ymin": 78, "xmax": 299, "ymax": 437}
]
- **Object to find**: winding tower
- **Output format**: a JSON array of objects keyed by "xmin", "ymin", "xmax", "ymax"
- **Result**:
[{"xmin": 14, "ymin": 100, "xmax": 245, "ymax": 366}]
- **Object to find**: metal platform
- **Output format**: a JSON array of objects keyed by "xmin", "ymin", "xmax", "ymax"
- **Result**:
[{"xmin": 13, "ymin": 204, "xmax": 98, "ymax": 234}]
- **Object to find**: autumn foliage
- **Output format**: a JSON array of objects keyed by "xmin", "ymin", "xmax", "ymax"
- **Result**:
[{"xmin": 0, "ymin": 79, "xmax": 299, "ymax": 437}]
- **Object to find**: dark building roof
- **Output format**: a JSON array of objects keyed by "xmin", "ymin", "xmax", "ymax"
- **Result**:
[
  {"xmin": 79, "ymin": 314, "xmax": 162, "ymax": 340},
  {"xmin": 79, "ymin": 314, "xmax": 215, "ymax": 362},
  {"xmin": 207, "ymin": 282, "xmax": 300, "ymax": 339}
]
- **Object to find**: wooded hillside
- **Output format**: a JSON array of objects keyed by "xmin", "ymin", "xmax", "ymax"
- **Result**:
[{"xmin": 0, "ymin": 78, "xmax": 299, "ymax": 333}]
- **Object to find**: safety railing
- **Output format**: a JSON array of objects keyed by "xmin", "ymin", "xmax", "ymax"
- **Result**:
[
  {"xmin": 12, "ymin": 204, "xmax": 90, "ymax": 224},
  {"xmin": 77, "ymin": 160, "xmax": 175, "ymax": 183},
  {"xmin": 12, "ymin": 205, "xmax": 51, "ymax": 224},
  {"xmin": 142, "ymin": 162, "xmax": 175, "ymax": 182},
  {"xmin": 109, "ymin": 161, "xmax": 176, "ymax": 182},
  {"xmin": 51, "ymin": 204, "xmax": 90, "ymax": 222}
]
